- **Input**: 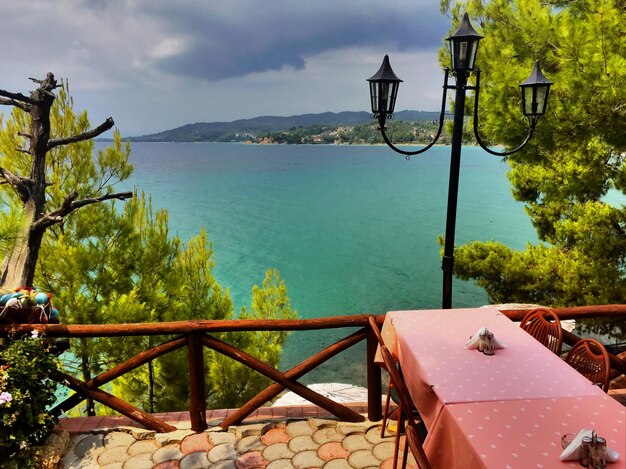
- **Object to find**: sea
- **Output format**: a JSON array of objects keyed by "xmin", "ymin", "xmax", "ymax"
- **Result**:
[{"xmin": 106, "ymin": 141, "xmax": 538, "ymax": 386}]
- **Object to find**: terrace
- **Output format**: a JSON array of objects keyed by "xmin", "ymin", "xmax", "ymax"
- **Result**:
[{"xmin": 4, "ymin": 305, "xmax": 626, "ymax": 468}]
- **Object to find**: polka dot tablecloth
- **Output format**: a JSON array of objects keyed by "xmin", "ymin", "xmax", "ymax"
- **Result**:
[
  {"xmin": 378, "ymin": 307, "xmax": 625, "ymax": 467},
  {"xmin": 425, "ymin": 395, "xmax": 625, "ymax": 468},
  {"xmin": 381, "ymin": 307, "xmax": 605, "ymax": 426}
]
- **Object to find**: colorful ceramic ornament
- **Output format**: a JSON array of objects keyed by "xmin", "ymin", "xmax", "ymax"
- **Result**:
[
  {"xmin": 4, "ymin": 297, "xmax": 18, "ymax": 307},
  {"xmin": 35, "ymin": 292, "xmax": 49, "ymax": 305}
]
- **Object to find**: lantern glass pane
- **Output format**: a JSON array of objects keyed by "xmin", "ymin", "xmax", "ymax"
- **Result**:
[
  {"xmin": 523, "ymin": 87, "xmax": 535, "ymax": 115},
  {"xmin": 369, "ymin": 82, "xmax": 379, "ymax": 113},
  {"xmin": 389, "ymin": 82, "xmax": 398, "ymax": 114},
  {"xmin": 467, "ymin": 41, "xmax": 478, "ymax": 70},
  {"xmin": 380, "ymin": 82, "xmax": 390, "ymax": 113},
  {"xmin": 459, "ymin": 42, "xmax": 468, "ymax": 62},
  {"xmin": 535, "ymin": 86, "xmax": 548, "ymax": 115}
]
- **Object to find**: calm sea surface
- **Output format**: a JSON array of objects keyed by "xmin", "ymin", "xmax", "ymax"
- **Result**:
[{"xmin": 111, "ymin": 142, "xmax": 537, "ymax": 385}]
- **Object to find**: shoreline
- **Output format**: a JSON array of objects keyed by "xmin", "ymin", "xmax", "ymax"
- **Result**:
[{"xmin": 116, "ymin": 139, "xmax": 458, "ymax": 147}]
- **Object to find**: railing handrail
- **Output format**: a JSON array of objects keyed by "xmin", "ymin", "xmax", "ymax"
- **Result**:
[
  {"xmin": 501, "ymin": 304, "xmax": 626, "ymax": 322},
  {"xmin": 4, "ymin": 304, "xmax": 626, "ymax": 337},
  {"xmin": 0, "ymin": 313, "xmax": 381, "ymax": 337}
]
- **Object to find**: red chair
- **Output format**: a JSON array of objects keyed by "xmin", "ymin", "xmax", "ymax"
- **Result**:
[
  {"xmin": 370, "ymin": 316, "xmax": 430, "ymax": 469},
  {"xmin": 520, "ymin": 308, "xmax": 563, "ymax": 355},
  {"xmin": 381, "ymin": 372, "xmax": 400, "ymax": 437},
  {"xmin": 406, "ymin": 422, "xmax": 432, "ymax": 469},
  {"xmin": 565, "ymin": 338, "xmax": 611, "ymax": 391}
]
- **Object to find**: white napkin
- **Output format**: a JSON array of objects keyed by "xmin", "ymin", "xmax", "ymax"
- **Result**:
[
  {"xmin": 559, "ymin": 428, "xmax": 620, "ymax": 462},
  {"xmin": 464, "ymin": 326, "xmax": 505, "ymax": 349}
]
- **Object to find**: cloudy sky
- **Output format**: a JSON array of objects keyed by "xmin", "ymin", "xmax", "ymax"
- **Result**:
[{"xmin": 0, "ymin": 1, "xmax": 452, "ymax": 136}]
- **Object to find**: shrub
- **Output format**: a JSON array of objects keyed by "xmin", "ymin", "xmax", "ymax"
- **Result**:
[{"xmin": 0, "ymin": 333, "xmax": 60, "ymax": 467}]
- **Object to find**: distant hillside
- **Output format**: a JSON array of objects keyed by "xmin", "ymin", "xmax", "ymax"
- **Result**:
[{"xmin": 129, "ymin": 110, "xmax": 439, "ymax": 142}]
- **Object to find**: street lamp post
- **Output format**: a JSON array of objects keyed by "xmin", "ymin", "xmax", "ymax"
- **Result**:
[{"xmin": 367, "ymin": 13, "xmax": 552, "ymax": 309}]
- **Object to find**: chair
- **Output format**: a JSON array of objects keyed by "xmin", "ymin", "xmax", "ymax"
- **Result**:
[
  {"xmin": 370, "ymin": 318, "xmax": 417, "ymax": 440},
  {"xmin": 520, "ymin": 308, "xmax": 563, "ymax": 355},
  {"xmin": 406, "ymin": 422, "xmax": 432, "ymax": 469},
  {"xmin": 381, "ymin": 379, "xmax": 398, "ymax": 436},
  {"xmin": 369, "ymin": 317, "xmax": 430, "ymax": 469},
  {"xmin": 369, "ymin": 316, "xmax": 398, "ymax": 437},
  {"xmin": 564, "ymin": 338, "xmax": 611, "ymax": 391}
]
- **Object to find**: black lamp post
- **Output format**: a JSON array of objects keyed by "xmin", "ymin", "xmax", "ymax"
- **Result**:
[{"xmin": 367, "ymin": 13, "xmax": 552, "ymax": 309}]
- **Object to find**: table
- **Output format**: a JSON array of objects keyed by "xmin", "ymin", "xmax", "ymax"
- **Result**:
[
  {"xmin": 424, "ymin": 395, "xmax": 626, "ymax": 468},
  {"xmin": 379, "ymin": 307, "xmax": 625, "ymax": 468}
]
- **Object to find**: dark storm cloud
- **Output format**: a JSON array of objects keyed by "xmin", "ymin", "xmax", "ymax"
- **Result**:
[
  {"xmin": 0, "ymin": 1, "xmax": 451, "ymax": 134},
  {"xmin": 139, "ymin": 1, "xmax": 449, "ymax": 81}
]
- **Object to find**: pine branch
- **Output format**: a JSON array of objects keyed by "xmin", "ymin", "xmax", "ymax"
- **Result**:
[
  {"xmin": 47, "ymin": 117, "xmax": 115, "ymax": 150},
  {"xmin": 32, "ymin": 190, "xmax": 134, "ymax": 230}
]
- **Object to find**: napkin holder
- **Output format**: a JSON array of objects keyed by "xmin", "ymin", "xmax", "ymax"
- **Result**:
[
  {"xmin": 465, "ymin": 326, "xmax": 504, "ymax": 355},
  {"xmin": 560, "ymin": 429, "xmax": 619, "ymax": 466}
]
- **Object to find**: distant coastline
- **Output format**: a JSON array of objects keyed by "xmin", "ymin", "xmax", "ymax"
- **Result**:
[{"xmin": 120, "ymin": 110, "xmax": 447, "ymax": 145}]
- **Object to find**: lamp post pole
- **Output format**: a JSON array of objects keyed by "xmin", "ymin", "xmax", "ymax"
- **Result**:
[
  {"xmin": 367, "ymin": 13, "xmax": 552, "ymax": 309},
  {"xmin": 442, "ymin": 71, "xmax": 467, "ymax": 309}
]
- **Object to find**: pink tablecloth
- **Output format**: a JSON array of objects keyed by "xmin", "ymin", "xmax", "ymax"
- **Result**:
[
  {"xmin": 380, "ymin": 307, "xmax": 605, "ymax": 428},
  {"xmin": 424, "ymin": 394, "xmax": 626, "ymax": 469}
]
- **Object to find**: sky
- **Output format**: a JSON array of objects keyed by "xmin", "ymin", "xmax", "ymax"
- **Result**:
[{"xmin": 0, "ymin": 1, "xmax": 452, "ymax": 136}]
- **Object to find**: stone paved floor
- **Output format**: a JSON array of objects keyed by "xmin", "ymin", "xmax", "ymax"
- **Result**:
[{"xmin": 58, "ymin": 404, "xmax": 415, "ymax": 468}]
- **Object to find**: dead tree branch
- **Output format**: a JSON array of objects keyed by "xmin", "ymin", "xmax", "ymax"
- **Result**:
[
  {"xmin": 29, "ymin": 74, "xmax": 61, "ymax": 89},
  {"xmin": 0, "ymin": 167, "xmax": 32, "ymax": 203},
  {"xmin": 0, "ymin": 96, "xmax": 31, "ymax": 113},
  {"xmin": 32, "ymin": 190, "xmax": 134, "ymax": 230},
  {"xmin": 47, "ymin": 117, "xmax": 115, "ymax": 150},
  {"xmin": 0, "ymin": 88, "xmax": 35, "ymax": 104}
]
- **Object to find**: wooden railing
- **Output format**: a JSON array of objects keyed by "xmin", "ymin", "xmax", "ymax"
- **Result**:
[
  {"xmin": 1, "ymin": 305, "xmax": 625, "ymax": 433},
  {"xmin": 0, "ymin": 314, "xmax": 385, "ymax": 433}
]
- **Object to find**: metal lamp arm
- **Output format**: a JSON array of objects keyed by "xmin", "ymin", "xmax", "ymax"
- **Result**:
[
  {"xmin": 377, "ymin": 69, "xmax": 450, "ymax": 158},
  {"xmin": 471, "ymin": 69, "xmax": 536, "ymax": 157}
]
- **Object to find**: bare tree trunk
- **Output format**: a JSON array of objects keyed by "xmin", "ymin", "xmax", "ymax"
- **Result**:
[
  {"xmin": 1, "ymin": 214, "xmax": 45, "ymax": 288},
  {"xmin": 0, "ymin": 73, "xmax": 130, "ymax": 289},
  {"xmin": 0, "ymin": 74, "xmax": 54, "ymax": 288}
]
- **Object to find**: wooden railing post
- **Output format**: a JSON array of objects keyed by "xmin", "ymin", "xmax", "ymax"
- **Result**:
[
  {"xmin": 188, "ymin": 332, "xmax": 207, "ymax": 432},
  {"xmin": 367, "ymin": 325, "xmax": 382, "ymax": 421}
]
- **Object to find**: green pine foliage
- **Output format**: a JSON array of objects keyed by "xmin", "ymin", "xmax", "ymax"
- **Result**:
[
  {"xmin": 209, "ymin": 269, "xmax": 296, "ymax": 408},
  {"xmin": 0, "ymin": 199, "xmax": 27, "ymax": 261},
  {"xmin": 442, "ymin": 0, "xmax": 626, "ymax": 338}
]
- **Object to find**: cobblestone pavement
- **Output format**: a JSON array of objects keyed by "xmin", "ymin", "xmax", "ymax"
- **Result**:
[{"xmin": 61, "ymin": 417, "xmax": 415, "ymax": 468}]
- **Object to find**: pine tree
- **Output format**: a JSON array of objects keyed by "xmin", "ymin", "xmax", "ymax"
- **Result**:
[{"xmin": 441, "ymin": 0, "xmax": 626, "ymax": 339}]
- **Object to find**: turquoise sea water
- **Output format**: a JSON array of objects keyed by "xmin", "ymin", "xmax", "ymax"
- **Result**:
[{"xmin": 115, "ymin": 142, "xmax": 537, "ymax": 384}]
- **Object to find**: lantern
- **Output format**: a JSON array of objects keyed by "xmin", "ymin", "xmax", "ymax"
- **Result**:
[
  {"xmin": 520, "ymin": 61, "xmax": 553, "ymax": 118},
  {"xmin": 446, "ymin": 13, "xmax": 483, "ymax": 73},
  {"xmin": 367, "ymin": 55, "xmax": 403, "ymax": 118}
]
